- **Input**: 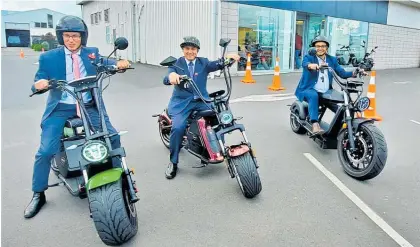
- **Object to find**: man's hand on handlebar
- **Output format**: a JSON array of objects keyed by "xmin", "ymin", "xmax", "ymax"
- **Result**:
[
  {"xmin": 169, "ymin": 72, "xmax": 181, "ymax": 85},
  {"xmin": 308, "ymin": 63, "xmax": 320, "ymax": 70},
  {"xmin": 225, "ymin": 53, "xmax": 240, "ymax": 62},
  {"xmin": 117, "ymin": 59, "xmax": 131, "ymax": 69},
  {"xmin": 353, "ymin": 68, "xmax": 368, "ymax": 77},
  {"xmin": 34, "ymin": 79, "xmax": 49, "ymax": 90}
]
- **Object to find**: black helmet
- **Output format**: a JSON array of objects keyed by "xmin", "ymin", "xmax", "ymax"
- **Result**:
[
  {"xmin": 180, "ymin": 36, "xmax": 200, "ymax": 49},
  {"xmin": 56, "ymin": 15, "xmax": 88, "ymax": 46},
  {"xmin": 311, "ymin": 35, "xmax": 329, "ymax": 48}
]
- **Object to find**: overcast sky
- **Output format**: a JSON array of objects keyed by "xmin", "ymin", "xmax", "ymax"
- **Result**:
[{"xmin": 2, "ymin": 0, "xmax": 82, "ymax": 17}]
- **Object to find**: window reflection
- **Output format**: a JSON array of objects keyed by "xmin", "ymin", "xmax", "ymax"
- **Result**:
[{"xmin": 238, "ymin": 4, "xmax": 294, "ymax": 71}]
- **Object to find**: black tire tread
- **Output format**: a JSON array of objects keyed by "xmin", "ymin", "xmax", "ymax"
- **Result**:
[
  {"xmin": 159, "ymin": 120, "xmax": 171, "ymax": 149},
  {"xmin": 338, "ymin": 123, "xmax": 387, "ymax": 180},
  {"xmin": 88, "ymin": 179, "xmax": 137, "ymax": 246},
  {"xmin": 231, "ymin": 153, "xmax": 262, "ymax": 198}
]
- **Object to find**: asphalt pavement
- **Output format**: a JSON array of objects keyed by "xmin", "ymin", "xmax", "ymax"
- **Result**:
[{"xmin": 2, "ymin": 47, "xmax": 420, "ymax": 247}]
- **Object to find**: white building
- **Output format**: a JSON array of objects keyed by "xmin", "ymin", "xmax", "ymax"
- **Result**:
[
  {"xmin": 78, "ymin": 0, "xmax": 420, "ymax": 74},
  {"xmin": 1, "ymin": 8, "xmax": 66, "ymax": 48}
]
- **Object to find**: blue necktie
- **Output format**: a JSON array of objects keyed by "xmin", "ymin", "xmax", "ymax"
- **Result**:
[{"xmin": 188, "ymin": 61, "xmax": 194, "ymax": 78}]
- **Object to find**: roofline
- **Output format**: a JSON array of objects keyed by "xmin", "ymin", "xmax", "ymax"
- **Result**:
[
  {"xmin": 1, "ymin": 8, "xmax": 67, "ymax": 17},
  {"xmin": 77, "ymin": 0, "xmax": 94, "ymax": 5}
]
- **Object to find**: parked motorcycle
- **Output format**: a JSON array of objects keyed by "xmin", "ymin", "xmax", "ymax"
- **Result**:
[
  {"xmin": 336, "ymin": 45, "xmax": 357, "ymax": 67},
  {"xmin": 30, "ymin": 37, "xmax": 139, "ymax": 246},
  {"xmin": 289, "ymin": 48, "xmax": 388, "ymax": 180},
  {"xmin": 357, "ymin": 40, "xmax": 378, "ymax": 71},
  {"xmin": 153, "ymin": 38, "xmax": 262, "ymax": 198}
]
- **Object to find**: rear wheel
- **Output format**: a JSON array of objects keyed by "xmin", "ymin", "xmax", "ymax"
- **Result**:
[
  {"xmin": 230, "ymin": 152, "xmax": 262, "ymax": 198},
  {"xmin": 337, "ymin": 123, "xmax": 388, "ymax": 180},
  {"xmin": 290, "ymin": 109, "xmax": 306, "ymax": 134},
  {"xmin": 159, "ymin": 120, "xmax": 171, "ymax": 149},
  {"xmin": 88, "ymin": 178, "xmax": 138, "ymax": 246}
]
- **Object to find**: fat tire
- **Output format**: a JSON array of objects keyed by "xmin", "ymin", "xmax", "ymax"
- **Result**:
[
  {"xmin": 338, "ymin": 123, "xmax": 388, "ymax": 180},
  {"xmin": 88, "ymin": 178, "xmax": 138, "ymax": 246},
  {"xmin": 230, "ymin": 152, "xmax": 262, "ymax": 198}
]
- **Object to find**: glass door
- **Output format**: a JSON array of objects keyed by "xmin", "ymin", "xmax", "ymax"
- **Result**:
[{"xmin": 306, "ymin": 14, "xmax": 327, "ymax": 50}]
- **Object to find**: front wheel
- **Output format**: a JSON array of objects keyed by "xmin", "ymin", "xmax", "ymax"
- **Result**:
[
  {"xmin": 88, "ymin": 178, "xmax": 138, "ymax": 246},
  {"xmin": 337, "ymin": 123, "xmax": 388, "ymax": 180},
  {"xmin": 230, "ymin": 152, "xmax": 262, "ymax": 198}
]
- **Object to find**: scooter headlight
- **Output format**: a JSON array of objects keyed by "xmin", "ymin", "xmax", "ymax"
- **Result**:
[
  {"xmin": 81, "ymin": 140, "xmax": 109, "ymax": 163},
  {"xmin": 220, "ymin": 111, "xmax": 233, "ymax": 125},
  {"xmin": 356, "ymin": 96, "xmax": 370, "ymax": 112}
]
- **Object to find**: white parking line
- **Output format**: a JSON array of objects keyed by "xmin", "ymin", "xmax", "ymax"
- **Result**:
[
  {"xmin": 303, "ymin": 153, "xmax": 413, "ymax": 247},
  {"xmin": 410, "ymin": 120, "xmax": 420, "ymax": 125}
]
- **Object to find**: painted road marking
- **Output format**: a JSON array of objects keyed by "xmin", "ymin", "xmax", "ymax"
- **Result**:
[
  {"xmin": 303, "ymin": 153, "xmax": 413, "ymax": 247},
  {"xmin": 409, "ymin": 120, "xmax": 420, "ymax": 125},
  {"xmin": 230, "ymin": 93, "xmax": 296, "ymax": 103},
  {"xmin": 393, "ymin": 81, "xmax": 412, "ymax": 84}
]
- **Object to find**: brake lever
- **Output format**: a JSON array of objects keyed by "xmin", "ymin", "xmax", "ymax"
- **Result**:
[{"xmin": 29, "ymin": 79, "xmax": 58, "ymax": 97}]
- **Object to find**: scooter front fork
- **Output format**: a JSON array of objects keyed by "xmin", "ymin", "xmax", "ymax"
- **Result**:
[
  {"xmin": 121, "ymin": 157, "xmax": 139, "ymax": 203},
  {"xmin": 344, "ymin": 94, "xmax": 356, "ymax": 152}
]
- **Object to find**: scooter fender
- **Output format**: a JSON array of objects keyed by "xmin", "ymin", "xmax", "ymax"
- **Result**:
[
  {"xmin": 352, "ymin": 118, "xmax": 375, "ymax": 132},
  {"xmin": 290, "ymin": 100, "xmax": 307, "ymax": 120},
  {"xmin": 86, "ymin": 168, "xmax": 124, "ymax": 191}
]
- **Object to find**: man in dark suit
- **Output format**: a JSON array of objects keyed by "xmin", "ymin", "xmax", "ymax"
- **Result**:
[
  {"xmin": 294, "ymin": 35, "xmax": 366, "ymax": 135},
  {"xmin": 162, "ymin": 36, "xmax": 239, "ymax": 179},
  {"xmin": 24, "ymin": 16, "xmax": 130, "ymax": 218}
]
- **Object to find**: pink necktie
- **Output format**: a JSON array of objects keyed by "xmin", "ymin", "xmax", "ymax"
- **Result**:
[{"xmin": 72, "ymin": 53, "xmax": 81, "ymax": 117}]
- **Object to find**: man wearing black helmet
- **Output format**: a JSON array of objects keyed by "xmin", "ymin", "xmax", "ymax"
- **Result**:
[
  {"xmin": 24, "ymin": 15, "xmax": 130, "ymax": 219},
  {"xmin": 294, "ymin": 35, "xmax": 366, "ymax": 135},
  {"xmin": 162, "ymin": 36, "xmax": 240, "ymax": 179}
]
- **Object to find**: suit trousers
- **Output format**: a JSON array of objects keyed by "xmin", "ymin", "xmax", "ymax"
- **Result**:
[{"xmin": 32, "ymin": 103, "xmax": 120, "ymax": 192}]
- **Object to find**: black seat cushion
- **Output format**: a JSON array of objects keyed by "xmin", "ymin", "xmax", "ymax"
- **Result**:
[
  {"xmin": 320, "ymin": 90, "xmax": 344, "ymax": 103},
  {"xmin": 65, "ymin": 118, "xmax": 83, "ymax": 128},
  {"xmin": 190, "ymin": 110, "xmax": 215, "ymax": 119}
]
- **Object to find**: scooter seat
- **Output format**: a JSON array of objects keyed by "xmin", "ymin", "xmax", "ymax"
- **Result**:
[
  {"xmin": 320, "ymin": 90, "xmax": 344, "ymax": 103},
  {"xmin": 65, "ymin": 118, "xmax": 83, "ymax": 128},
  {"xmin": 190, "ymin": 109, "xmax": 215, "ymax": 119}
]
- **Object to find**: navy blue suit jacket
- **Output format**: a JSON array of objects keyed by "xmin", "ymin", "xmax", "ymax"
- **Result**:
[
  {"xmin": 163, "ymin": 57, "xmax": 223, "ymax": 115},
  {"xmin": 32, "ymin": 46, "xmax": 116, "ymax": 123},
  {"xmin": 295, "ymin": 54, "xmax": 354, "ymax": 101}
]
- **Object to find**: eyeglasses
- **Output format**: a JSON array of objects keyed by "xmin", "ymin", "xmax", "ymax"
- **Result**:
[
  {"xmin": 315, "ymin": 45, "xmax": 327, "ymax": 49},
  {"xmin": 63, "ymin": 34, "xmax": 81, "ymax": 40}
]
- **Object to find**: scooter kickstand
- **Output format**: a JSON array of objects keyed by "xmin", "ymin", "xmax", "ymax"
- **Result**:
[{"xmin": 192, "ymin": 161, "xmax": 208, "ymax": 168}]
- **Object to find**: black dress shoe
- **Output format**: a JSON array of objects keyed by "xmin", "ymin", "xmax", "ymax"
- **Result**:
[
  {"xmin": 24, "ymin": 192, "xmax": 46, "ymax": 219},
  {"xmin": 165, "ymin": 163, "xmax": 178, "ymax": 179}
]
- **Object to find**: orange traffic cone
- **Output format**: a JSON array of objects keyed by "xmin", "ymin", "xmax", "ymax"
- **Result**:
[
  {"xmin": 268, "ymin": 57, "xmax": 285, "ymax": 91},
  {"xmin": 241, "ymin": 53, "xmax": 256, "ymax": 84},
  {"xmin": 20, "ymin": 49, "xmax": 24, "ymax": 58},
  {"xmin": 363, "ymin": 71, "xmax": 382, "ymax": 121}
]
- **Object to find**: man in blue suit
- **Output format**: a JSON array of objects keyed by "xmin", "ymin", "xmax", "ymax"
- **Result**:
[
  {"xmin": 162, "ymin": 36, "xmax": 239, "ymax": 179},
  {"xmin": 294, "ymin": 35, "xmax": 366, "ymax": 135},
  {"xmin": 24, "ymin": 16, "xmax": 130, "ymax": 218}
]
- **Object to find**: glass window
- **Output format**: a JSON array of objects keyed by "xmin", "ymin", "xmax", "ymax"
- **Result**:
[
  {"xmin": 35, "ymin": 22, "xmax": 41, "ymax": 28},
  {"xmin": 238, "ymin": 4, "xmax": 294, "ymax": 71},
  {"xmin": 41, "ymin": 22, "xmax": 47, "ymax": 28},
  {"xmin": 327, "ymin": 17, "xmax": 369, "ymax": 67},
  {"xmin": 47, "ymin": 14, "xmax": 53, "ymax": 28},
  {"xmin": 106, "ymin": 26, "xmax": 111, "ymax": 44},
  {"xmin": 104, "ymin": 9, "xmax": 110, "ymax": 23}
]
